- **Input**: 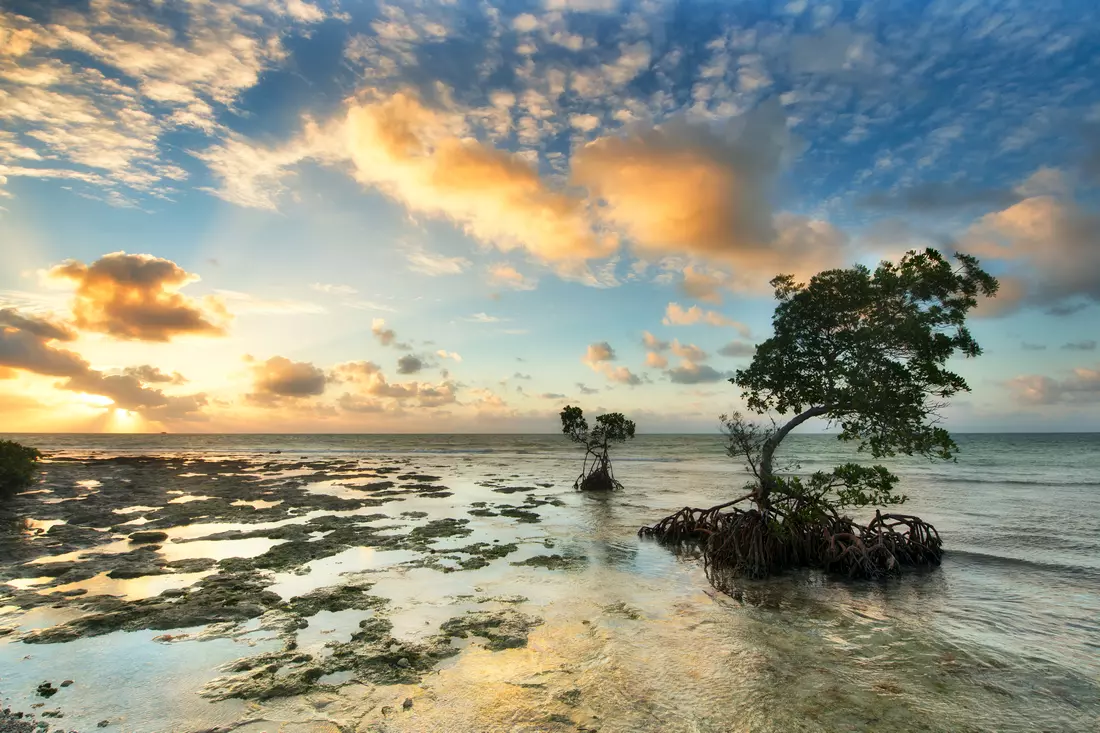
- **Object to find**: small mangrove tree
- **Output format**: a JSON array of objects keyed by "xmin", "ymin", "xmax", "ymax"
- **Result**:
[
  {"xmin": 641, "ymin": 249, "xmax": 998, "ymax": 586},
  {"xmin": 561, "ymin": 406, "xmax": 636, "ymax": 490}
]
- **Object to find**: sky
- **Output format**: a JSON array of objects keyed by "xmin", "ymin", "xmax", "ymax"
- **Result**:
[{"xmin": 1, "ymin": 0, "xmax": 1099, "ymax": 434}]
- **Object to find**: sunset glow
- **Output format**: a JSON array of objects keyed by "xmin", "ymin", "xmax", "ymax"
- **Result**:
[{"xmin": 1, "ymin": 0, "xmax": 1098, "ymax": 433}]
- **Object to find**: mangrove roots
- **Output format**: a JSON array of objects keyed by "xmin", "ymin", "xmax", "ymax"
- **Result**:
[{"xmin": 639, "ymin": 498, "xmax": 942, "ymax": 588}]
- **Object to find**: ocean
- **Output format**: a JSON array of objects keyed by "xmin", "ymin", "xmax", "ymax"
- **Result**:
[{"xmin": 0, "ymin": 432, "xmax": 1097, "ymax": 732}]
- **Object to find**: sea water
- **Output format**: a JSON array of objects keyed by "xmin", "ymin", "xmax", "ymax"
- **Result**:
[{"xmin": 0, "ymin": 432, "xmax": 1097, "ymax": 732}]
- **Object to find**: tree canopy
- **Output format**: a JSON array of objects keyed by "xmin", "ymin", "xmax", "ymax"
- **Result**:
[
  {"xmin": 734, "ymin": 248, "xmax": 998, "ymax": 509},
  {"xmin": 642, "ymin": 249, "xmax": 998, "ymax": 582}
]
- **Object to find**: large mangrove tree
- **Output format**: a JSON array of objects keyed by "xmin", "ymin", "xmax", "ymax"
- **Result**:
[{"xmin": 641, "ymin": 249, "xmax": 998, "ymax": 586}]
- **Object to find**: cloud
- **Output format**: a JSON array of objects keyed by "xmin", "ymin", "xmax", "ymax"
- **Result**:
[
  {"xmin": 0, "ymin": 308, "xmax": 75, "ymax": 342},
  {"xmin": 576, "ymin": 383, "xmax": 599, "ymax": 395},
  {"xmin": 123, "ymin": 365, "xmax": 186, "ymax": 385},
  {"xmin": 0, "ymin": 0, "xmax": 327, "ymax": 199},
  {"xmin": 680, "ymin": 266, "xmax": 725, "ymax": 304},
  {"xmin": 582, "ymin": 341, "xmax": 640, "ymax": 385},
  {"xmin": 539, "ymin": 392, "xmax": 567, "ymax": 399},
  {"xmin": 572, "ymin": 103, "xmax": 847, "ymax": 286},
  {"xmin": 964, "ymin": 193, "xmax": 1100, "ymax": 309},
  {"xmin": 346, "ymin": 300, "xmax": 398, "ymax": 313},
  {"xmin": 466, "ymin": 312, "xmax": 506, "ymax": 323},
  {"xmin": 436, "ymin": 350, "xmax": 462, "ymax": 362},
  {"xmin": 311, "ymin": 283, "xmax": 358, "ymax": 296},
  {"xmin": 670, "ymin": 339, "xmax": 707, "ymax": 362},
  {"xmin": 0, "ymin": 320, "xmax": 89, "ymax": 377},
  {"xmin": 718, "ymin": 340, "xmax": 756, "ymax": 357},
  {"xmin": 662, "ymin": 303, "xmax": 750, "ymax": 335},
  {"xmin": 333, "ymin": 359, "xmax": 457, "ymax": 408},
  {"xmin": 397, "ymin": 354, "xmax": 424, "ymax": 374},
  {"xmin": 1062, "ymin": 340, "xmax": 1097, "ymax": 351},
  {"xmin": 338, "ymin": 92, "xmax": 614, "ymax": 270},
  {"xmin": 337, "ymin": 393, "xmax": 386, "ymax": 413},
  {"xmin": 470, "ymin": 387, "xmax": 509, "ymax": 412},
  {"xmin": 49, "ymin": 252, "xmax": 227, "ymax": 341},
  {"xmin": 645, "ymin": 351, "xmax": 668, "ymax": 369},
  {"xmin": 789, "ymin": 24, "xmax": 883, "ymax": 75},
  {"xmin": 583, "ymin": 342, "xmax": 615, "ymax": 364},
  {"xmin": 641, "ymin": 331, "xmax": 668, "ymax": 351},
  {"xmin": 214, "ymin": 290, "xmax": 324, "ymax": 315},
  {"xmin": 248, "ymin": 356, "xmax": 327, "ymax": 403},
  {"xmin": 1021, "ymin": 342, "xmax": 1047, "ymax": 351},
  {"xmin": 66, "ymin": 371, "xmax": 208, "ymax": 420},
  {"xmin": 1006, "ymin": 366, "xmax": 1100, "ymax": 405},
  {"xmin": 971, "ymin": 275, "xmax": 1028, "ymax": 319},
  {"xmin": 666, "ymin": 362, "xmax": 731, "ymax": 384},
  {"xmin": 859, "ymin": 182, "xmax": 1022, "ymax": 212},
  {"xmin": 488, "ymin": 263, "xmax": 538, "ymax": 291},
  {"xmin": 332, "ymin": 360, "xmax": 382, "ymax": 381},
  {"xmin": 544, "ymin": 0, "xmax": 619, "ymax": 12},
  {"xmin": 372, "ymin": 318, "xmax": 401, "ymax": 347},
  {"xmin": 0, "ymin": 306, "xmax": 205, "ymax": 421},
  {"xmin": 406, "ymin": 248, "xmax": 471, "ymax": 276}
]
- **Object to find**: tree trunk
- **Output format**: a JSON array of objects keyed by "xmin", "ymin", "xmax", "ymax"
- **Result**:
[{"xmin": 755, "ymin": 405, "xmax": 830, "ymax": 512}]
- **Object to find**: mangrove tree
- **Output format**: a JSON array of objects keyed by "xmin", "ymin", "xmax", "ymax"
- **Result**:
[{"xmin": 640, "ymin": 249, "xmax": 998, "ymax": 586}]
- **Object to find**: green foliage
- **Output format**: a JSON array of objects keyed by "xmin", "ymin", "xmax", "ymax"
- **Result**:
[
  {"xmin": 560, "ymin": 406, "xmax": 636, "ymax": 452},
  {"xmin": 560, "ymin": 405, "xmax": 588, "ymax": 444},
  {"xmin": 736, "ymin": 249, "xmax": 996, "ymax": 462},
  {"xmin": 726, "ymin": 249, "xmax": 997, "ymax": 512},
  {"xmin": 773, "ymin": 465, "xmax": 905, "ymax": 517},
  {"xmin": 0, "ymin": 440, "xmax": 42, "ymax": 499}
]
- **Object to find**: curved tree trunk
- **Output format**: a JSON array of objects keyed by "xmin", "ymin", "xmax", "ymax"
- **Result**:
[{"xmin": 755, "ymin": 404, "xmax": 830, "ymax": 512}]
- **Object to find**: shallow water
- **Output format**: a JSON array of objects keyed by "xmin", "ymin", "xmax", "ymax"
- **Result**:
[{"xmin": 0, "ymin": 433, "xmax": 1097, "ymax": 732}]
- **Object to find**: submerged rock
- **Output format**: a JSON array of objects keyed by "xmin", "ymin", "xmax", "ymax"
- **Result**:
[
  {"xmin": 127, "ymin": 530, "xmax": 168, "ymax": 544},
  {"xmin": 511, "ymin": 554, "xmax": 588, "ymax": 571},
  {"xmin": 438, "ymin": 609, "xmax": 543, "ymax": 651}
]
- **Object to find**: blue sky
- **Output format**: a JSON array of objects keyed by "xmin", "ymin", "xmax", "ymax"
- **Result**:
[{"xmin": 1, "ymin": 0, "xmax": 1098, "ymax": 432}]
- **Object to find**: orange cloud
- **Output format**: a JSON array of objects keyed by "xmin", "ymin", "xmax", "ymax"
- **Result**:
[
  {"xmin": 662, "ymin": 303, "xmax": 750, "ymax": 336},
  {"xmin": 964, "ymin": 193, "xmax": 1100, "ymax": 309},
  {"xmin": 581, "ymin": 341, "xmax": 641, "ymax": 385},
  {"xmin": 342, "ymin": 92, "xmax": 615, "ymax": 269},
  {"xmin": 572, "ymin": 105, "xmax": 847, "ymax": 286},
  {"xmin": 0, "ymin": 307, "xmax": 206, "ymax": 421},
  {"xmin": 248, "ymin": 356, "xmax": 327, "ymax": 405},
  {"xmin": 670, "ymin": 339, "xmax": 708, "ymax": 362},
  {"xmin": 488, "ymin": 263, "xmax": 538, "ymax": 291},
  {"xmin": 333, "ymin": 360, "xmax": 458, "ymax": 408},
  {"xmin": 50, "ymin": 252, "xmax": 228, "ymax": 341}
]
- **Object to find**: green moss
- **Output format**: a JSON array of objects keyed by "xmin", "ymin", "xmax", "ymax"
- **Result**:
[
  {"xmin": 24, "ymin": 570, "xmax": 282, "ymax": 643},
  {"xmin": 510, "ymin": 554, "xmax": 588, "ymax": 571},
  {"xmin": 499, "ymin": 508, "xmax": 541, "ymax": 524},
  {"xmin": 407, "ymin": 518, "xmax": 471, "ymax": 545}
]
